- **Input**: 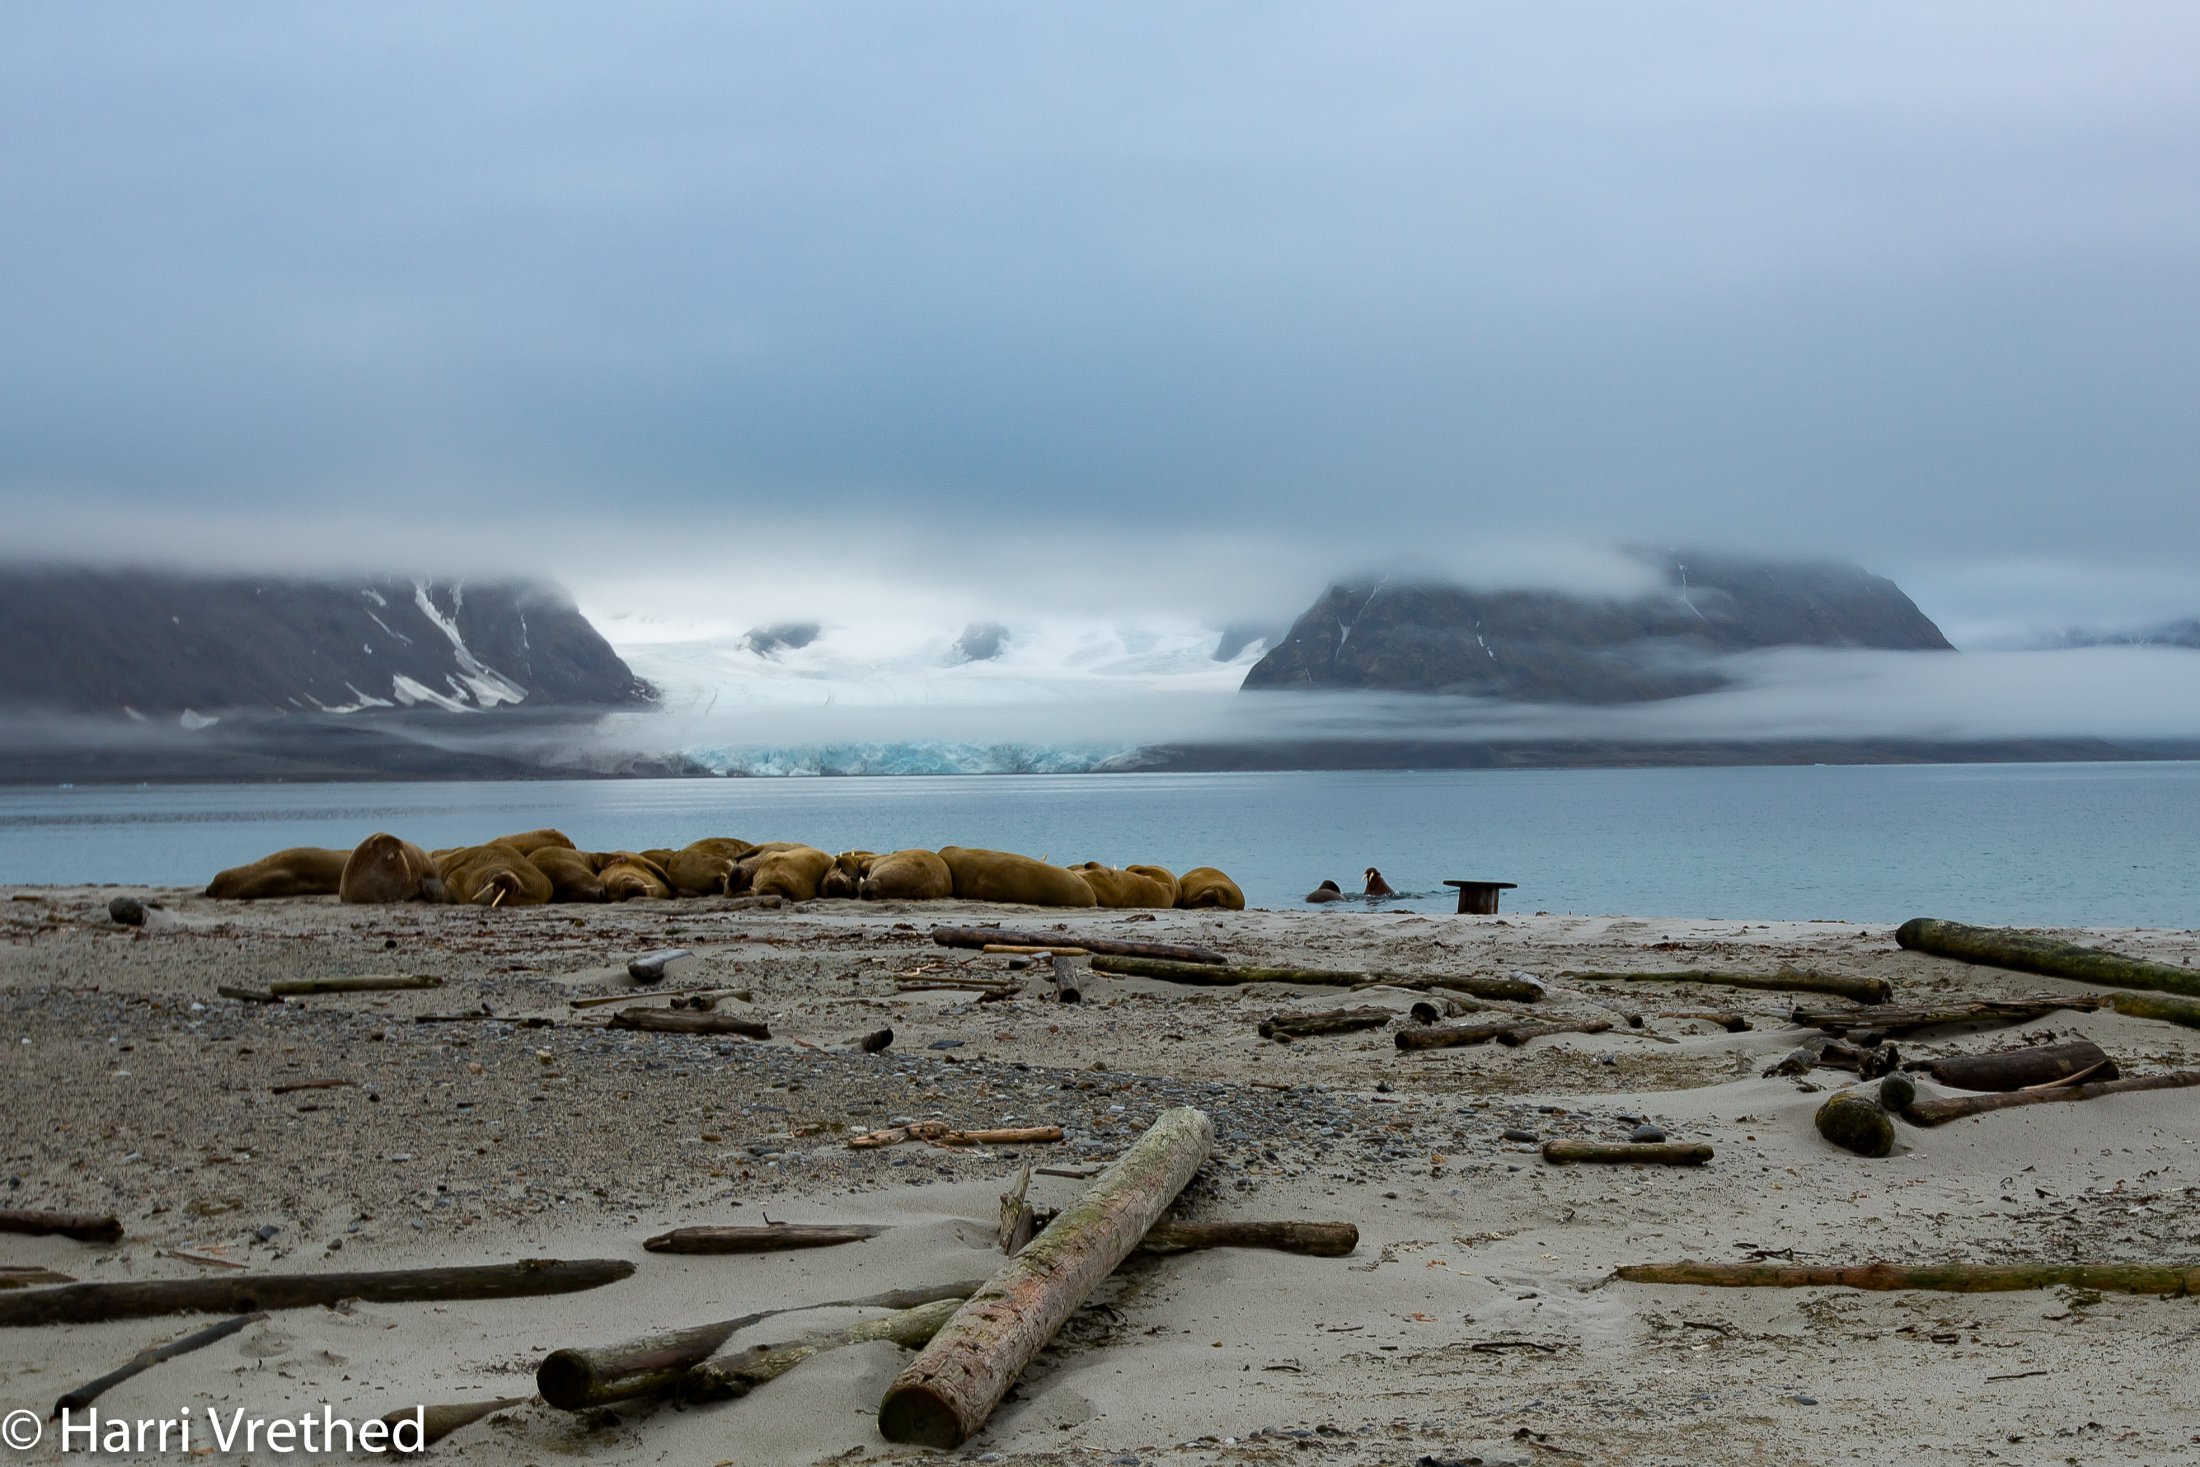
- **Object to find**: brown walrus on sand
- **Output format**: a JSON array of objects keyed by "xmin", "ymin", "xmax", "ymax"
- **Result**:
[
  {"xmin": 1073, "ymin": 862, "xmax": 1176, "ymax": 908},
  {"xmin": 665, "ymin": 838, "xmax": 754, "ymax": 896},
  {"xmin": 437, "ymin": 844, "xmax": 554, "ymax": 907},
  {"xmin": 528, "ymin": 845, "xmax": 608, "ymax": 903},
  {"xmin": 819, "ymin": 850, "xmax": 879, "ymax": 899},
  {"xmin": 490, "ymin": 828, "xmax": 578, "ymax": 856},
  {"xmin": 339, "ymin": 833, "xmax": 449, "ymax": 904},
  {"xmin": 939, "ymin": 846, "xmax": 1099, "ymax": 908},
  {"xmin": 1174, "ymin": 866, "xmax": 1246, "ymax": 910},
  {"xmin": 746, "ymin": 845, "xmax": 835, "ymax": 903},
  {"xmin": 205, "ymin": 847, "xmax": 349, "ymax": 900},
  {"xmin": 596, "ymin": 852, "xmax": 674, "ymax": 902},
  {"xmin": 858, "ymin": 848, "xmax": 953, "ymax": 901}
]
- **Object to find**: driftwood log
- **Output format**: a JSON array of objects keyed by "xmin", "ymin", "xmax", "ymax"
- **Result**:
[
  {"xmin": 1140, "ymin": 1220, "xmax": 1358, "ymax": 1257},
  {"xmin": 1901, "ymin": 1069, "xmax": 2200, "ymax": 1126},
  {"xmin": 2109, "ymin": 991, "xmax": 2200, "ymax": 1030},
  {"xmin": 878, "ymin": 1106, "xmax": 1214, "ymax": 1448},
  {"xmin": 682, "ymin": 1296, "xmax": 966, "ymax": 1403},
  {"xmin": 1542, "ymin": 1140, "xmax": 1712, "ymax": 1166},
  {"xmin": 1918, "ymin": 1038, "xmax": 2115, "ymax": 1092},
  {"xmin": 1259, "ymin": 1007, "xmax": 1393, "ymax": 1041},
  {"xmin": 0, "ymin": 1209, "xmax": 122, "ymax": 1244},
  {"xmin": 1896, "ymin": 917, "xmax": 2200, "ymax": 999},
  {"xmin": 0, "ymin": 1258, "xmax": 634, "ymax": 1328},
  {"xmin": 931, "ymin": 927, "xmax": 1226, "ymax": 965},
  {"xmin": 266, "ymin": 974, "xmax": 443, "ymax": 996},
  {"xmin": 608, "ymin": 1008, "xmax": 769, "ymax": 1040},
  {"xmin": 1615, "ymin": 1260, "xmax": 2200, "ymax": 1294},
  {"xmin": 53, "ymin": 1311, "xmax": 267, "ymax": 1415},
  {"xmin": 1049, "ymin": 955, "xmax": 1083, "ymax": 1004},
  {"xmin": 985, "ymin": 943, "xmax": 1089, "ymax": 957},
  {"xmin": 1496, "ymin": 1019, "xmax": 1615, "ymax": 1047},
  {"xmin": 1566, "ymin": 969, "xmax": 1892, "ymax": 1005},
  {"xmin": 848, "ymin": 1123, "xmax": 1063, "ymax": 1149},
  {"xmin": 388, "ymin": 1397, "xmax": 529, "ymax": 1452},
  {"xmin": 1397, "ymin": 1017, "xmax": 1610, "ymax": 1050},
  {"xmin": 1790, "ymin": 996, "xmax": 2100, "ymax": 1037},
  {"xmin": 1092, "ymin": 956, "xmax": 1543, "ymax": 1000},
  {"xmin": 626, "ymin": 948, "xmax": 693, "ymax": 983},
  {"xmin": 1, "ymin": 1267, "xmax": 74, "ymax": 1290},
  {"xmin": 642, "ymin": 1224, "xmax": 885, "ymax": 1254},
  {"xmin": 537, "ymin": 1280, "xmax": 985, "ymax": 1410}
]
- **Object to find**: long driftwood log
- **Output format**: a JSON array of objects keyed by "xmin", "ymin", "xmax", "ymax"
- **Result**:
[
  {"xmin": 681, "ymin": 1296, "xmax": 966, "ymax": 1403},
  {"xmin": 642, "ymin": 1224, "xmax": 885, "ymax": 1254},
  {"xmin": 1918, "ymin": 1038, "xmax": 2116, "ymax": 1092},
  {"xmin": 2108, "ymin": 991, "xmax": 2200, "ymax": 1031},
  {"xmin": 1397, "ymin": 1017, "xmax": 1610, "ymax": 1050},
  {"xmin": 53, "ymin": 1310, "xmax": 267, "ymax": 1415},
  {"xmin": 1614, "ymin": 1260, "xmax": 2200, "ymax": 1294},
  {"xmin": 1496, "ymin": 1019, "xmax": 1615, "ymax": 1047},
  {"xmin": 848, "ymin": 1123, "xmax": 1063, "ymax": 1149},
  {"xmin": 1259, "ymin": 1007, "xmax": 1393, "ymax": 1041},
  {"xmin": 0, "ymin": 1258, "xmax": 634, "ymax": 1328},
  {"xmin": 1790, "ymin": 996, "xmax": 2100, "ymax": 1037},
  {"xmin": 608, "ymin": 1008, "xmax": 770, "ymax": 1040},
  {"xmin": 878, "ymin": 1106, "xmax": 1214, "ymax": 1449},
  {"xmin": 1566, "ymin": 969, "xmax": 1892, "ymax": 1005},
  {"xmin": 1901, "ymin": 1069, "xmax": 2200, "ymax": 1126},
  {"xmin": 0, "ymin": 1209, "xmax": 122, "ymax": 1244},
  {"xmin": 1896, "ymin": 918, "xmax": 2200, "ymax": 999},
  {"xmin": 1092, "ymin": 955, "xmax": 1544, "ymax": 1001},
  {"xmin": 266, "ymin": 974, "xmax": 444, "ymax": 996},
  {"xmin": 931, "ymin": 927, "xmax": 1226, "ymax": 965},
  {"xmin": 537, "ymin": 1280, "xmax": 986, "ymax": 1411},
  {"xmin": 1542, "ymin": 1140, "xmax": 1712, "ymax": 1166},
  {"xmin": 1140, "ymin": 1220, "xmax": 1358, "ymax": 1257}
]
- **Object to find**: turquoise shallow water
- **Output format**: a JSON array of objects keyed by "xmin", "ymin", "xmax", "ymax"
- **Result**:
[{"xmin": 1, "ymin": 763, "xmax": 2195, "ymax": 927}]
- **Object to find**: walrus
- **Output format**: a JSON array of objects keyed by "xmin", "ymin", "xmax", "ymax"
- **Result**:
[
  {"xmin": 437, "ymin": 843, "xmax": 555, "ymax": 907},
  {"xmin": 339, "ymin": 833, "xmax": 449, "ymax": 904},
  {"xmin": 664, "ymin": 838, "xmax": 754, "ymax": 897},
  {"xmin": 596, "ymin": 852, "xmax": 674, "ymax": 902},
  {"xmin": 1305, "ymin": 879, "xmax": 1344, "ymax": 904},
  {"xmin": 939, "ymin": 846, "xmax": 1099, "ymax": 908},
  {"xmin": 819, "ymin": 850, "xmax": 879, "ymax": 899},
  {"xmin": 1174, "ymin": 866, "xmax": 1246, "ymax": 910},
  {"xmin": 725, "ymin": 841, "xmax": 809, "ymax": 896},
  {"xmin": 528, "ymin": 845, "xmax": 608, "ymax": 903},
  {"xmin": 491, "ymin": 828, "xmax": 578, "ymax": 856},
  {"xmin": 1073, "ymin": 862, "xmax": 1176, "ymax": 909},
  {"xmin": 747, "ymin": 845, "xmax": 835, "ymax": 903},
  {"xmin": 204, "ymin": 847, "xmax": 350, "ymax": 900},
  {"xmin": 1362, "ymin": 867, "xmax": 1396, "ymax": 898},
  {"xmin": 858, "ymin": 848, "xmax": 953, "ymax": 901}
]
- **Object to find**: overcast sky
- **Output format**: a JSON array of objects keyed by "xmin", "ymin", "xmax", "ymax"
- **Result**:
[{"xmin": 4, "ymin": 3, "xmax": 2198, "ymax": 640}]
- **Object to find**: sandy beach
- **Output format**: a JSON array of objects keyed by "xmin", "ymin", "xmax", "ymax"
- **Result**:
[{"xmin": 3, "ymin": 889, "xmax": 2198, "ymax": 1465}]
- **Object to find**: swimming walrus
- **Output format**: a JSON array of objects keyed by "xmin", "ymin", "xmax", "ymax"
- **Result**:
[
  {"xmin": 1305, "ymin": 879, "xmax": 1344, "ymax": 904},
  {"xmin": 339, "ymin": 833, "xmax": 449, "ymax": 904},
  {"xmin": 204, "ymin": 847, "xmax": 350, "ymax": 900},
  {"xmin": 1174, "ymin": 866, "xmax": 1246, "ymax": 910},
  {"xmin": 1362, "ymin": 867, "xmax": 1396, "ymax": 898},
  {"xmin": 747, "ymin": 845, "xmax": 835, "ymax": 903},
  {"xmin": 491, "ymin": 828, "xmax": 578, "ymax": 856},
  {"xmin": 939, "ymin": 846, "xmax": 1098, "ymax": 908},
  {"xmin": 528, "ymin": 845, "xmax": 608, "ymax": 903},
  {"xmin": 596, "ymin": 852, "xmax": 674, "ymax": 902},
  {"xmin": 1073, "ymin": 862, "xmax": 1176, "ymax": 908},
  {"xmin": 858, "ymin": 848, "xmax": 953, "ymax": 901},
  {"xmin": 437, "ymin": 843, "xmax": 555, "ymax": 907}
]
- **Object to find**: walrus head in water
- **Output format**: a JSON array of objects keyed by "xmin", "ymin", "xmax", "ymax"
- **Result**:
[
  {"xmin": 1362, "ymin": 867, "xmax": 1396, "ymax": 897},
  {"xmin": 1305, "ymin": 879, "xmax": 1344, "ymax": 904}
]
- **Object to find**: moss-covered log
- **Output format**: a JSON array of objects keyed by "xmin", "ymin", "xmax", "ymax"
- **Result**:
[
  {"xmin": 1566, "ymin": 969, "xmax": 1891, "ymax": 1004},
  {"xmin": 1896, "ymin": 918, "xmax": 2200, "ymax": 998},
  {"xmin": 1614, "ymin": 1261, "xmax": 2200, "ymax": 1294},
  {"xmin": 1903, "ymin": 1068, "xmax": 2200, "ymax": 1126},
  {"xmin": 1091, "ymin": 956, "xmax": 1543, "ymax": 1001},
  {"xmin": 2108, "ymin": 991, "xmax": 2200, "ymax": 1031}
]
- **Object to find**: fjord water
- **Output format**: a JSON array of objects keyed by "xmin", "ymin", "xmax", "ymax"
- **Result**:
[{"xmin": 1, "ymin": 763, "xmax": 2194, "ymax": 928}]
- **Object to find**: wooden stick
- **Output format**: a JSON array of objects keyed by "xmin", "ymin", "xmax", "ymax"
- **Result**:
[
  {"xmin": 608, "ymin": 1008, "xmax": 770, "ymax": 1040},
  {"xmin": 627, "ymin": 948, "xmax": 693, "ymax": 983},
  {"xmin": 1566, "ymin": 969, "xmax": 1892, "ymax": 1005},
  {"xmin": 52, "ymin": 1311, "xmax": 267, "ymax": 1415},
  {"xmin": 1790, "ymin": 996, "xmax": 2100, "ymax": 1036},
  {"xmin": 1049, "ymin": 955, "xmax": 1083, "ymax": 1004},
  {"xmin": 537, "ymin": 1280, "xmax": 985, "ymax": 1410},
  {"xmin": 1541, "ymin": 1140, "xmax": 1711, "ymax": 1166},
  {"xmin": 983, "ymin": 943, "xmax": 1090, "ymax": 957},
  {"xmin": 1, "ymin": 1267, "xmax": 74, "ymax": 1290},
  {"xmin": 1902, "ymin": 1069, "xmax": 2200, "ymax": 1126},
  {"xmin": 386, "ymin": 1397, "xmax": 529, "ymax": 1453},
  {"xmin": 266, "ymin": 975, "xmax": 443, "ymax": 996},
  {"xmin": 681, "ymin": 1296, "xmax": 966, "ymax": 1403},
  {"xmin": 1092, "ymin": 956, "xmax": 1544, "ymax": 1001},
  {"xmin": 1614, "ymin": 1260, "xmax": 2200, "ymax": 1294},
  {"xmin": 878, "ymin": 1106, "xmax": 1214, "ymax": 1448},
  {"xmin": 641, "ymin": 1224, "xmax": 885, "ymax": 1254},
  {"xmin": 270, "ymin": 1078, "xmax": 357, "ymax": 1096},
  {"xmin": 0, "ymin": 1209, "xmax": 122, "ymax": 1244},
  {"xmin": 2108, "ymin": 991, "xmax": 2200, "ymax": 1031},
  {"xmin": 1139, "ymin": 1220, "xmax": 1358, "ymax": 1257},
  {"xmin": 1919, "ymin": 1039, "xmax": 2116, "ymax": 1093},
  {"xmin": 1496, "ymin": 1019, "xmax": 1615, "ymax": 1047},
  {"xmin": 0, "ymin": 1257, "xmax": 634, "ymax": 1327},
  {"xmin": 1259, "ymin": 1006, "xmax": 1393, "ymax": 1041},
  {"xmin": 894, "ymin": 978, "xmax": 1021, "ymax": 995},
  {"xmin": 848, "ymin": 1123, "xmax": 1063, "ymax": 1149},
  {"xmin": 216, "ymin": 985, "xmax": 282, "ymax": 1004},
  {"xmin": 1896, "ymin": 917, "xmax": 2200, "ymax": 999},
  {"xmin": 997, "ymin": 1167, "xmax": 1038, "ymax": 1254},
  {"xmin": 932, "ymin": 927, "xmax": 1227, "ymax": 965}
]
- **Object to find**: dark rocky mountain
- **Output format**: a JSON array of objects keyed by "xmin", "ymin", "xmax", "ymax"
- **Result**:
[
  {"xmin": 1242, "ymin": 551, "xmax": 1952, "ymax": 702},
  {"xmin": 0, "ymin": 566, "xmax": 652, "ymax": 719}
]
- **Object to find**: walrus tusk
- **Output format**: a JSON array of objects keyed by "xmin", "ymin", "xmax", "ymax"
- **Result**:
[{"xmin": 489, "ymin": 886, "xmax": 506, "ymax": 909}]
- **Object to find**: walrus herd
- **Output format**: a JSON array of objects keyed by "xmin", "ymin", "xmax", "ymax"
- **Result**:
[{"xmin": 204, "ymin": 830, "xmax": 1246, "ymax": 911}]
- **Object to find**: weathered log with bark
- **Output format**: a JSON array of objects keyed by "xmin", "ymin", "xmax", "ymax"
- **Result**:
[
  {"xmin": 1495, "ymin": 1019, "xmax": 1615, "ymax": 1046},
  {"xmin": 1139, "ymin": 1220, "xmax": 1359, "ymax": 1257},
  {"xmin": 1094, "ymin": 956, "xmax": 1543, "ymax": 1000},
  {"xmin": 1815, "ymin": 1093, "xmax": 1895, "ymax": 1157},
  {"xmin": 1901, "ymin": 1068, "xmax": 2200, "ymax": 1126},
  {"xmin": 1050, "ymin": 955, "xmax": 1083, "ymax": 1004},
  {"xmin": 2108, "ymin": 991, "xmax": 2200, "ymax": 1031},
  {"xmin": 0, "ymin": 1258, "xmax": 634, "ymax": 1327},
  {"xmin": 53, "ymin": 1311, "xmax": 267, "ymax": 1415},
  {"xmin": 1918, "ymin": 1038, "xmax": 2116, "ymax": 1092},
  {"xmin": 1542, "ymin": 1140, "xmax": 1712, "ymax": 1166},
  {"xmin": 1259, "ymin": 1006, "xmax": 1394, "ymax": 1041},
  {"xmin": 0, "ymin": 1267, "xmax": 74, "ymax": 1290},
  {"xmin": 388, "ymin": 1397, "xmax": 529, "ymax": 1452},
  {"xmin": 877, "ymin": 1106, "xmax": 1214, "ymax": 1449},
  {"xmin": 537, "ymin": 1280, "xmax": 985, "ymax": 1410},
  {"xmin": 641, "ymin": 1224, "xmax": 885, "ymax": 1254},
  {"xmin": 1896, "ymin": 917, "xmax": 2200, "ymax": 999},
  {"xmin": 681, "ymin": 1296, "xmax": 966, "ymax": 1403},
  {"xmin": 608, "ymin": 1008, "xmax": 770, "ymax": 1040},
  {"xmin": 0, "ymin": 1209, "xmax": 122, "ymax": 1244},
  {"xmin": 266, "ymin": 974, "xmax": 443, "ymax": 996},
  {"xmin": 932, "ymin": 927, "xmax": 1227, "ymax": 965},
  {"xmin": 1397, "ymin": 1016, "xmax": 1609, "ymax": 1050},
  {"xmin": 1789, "ymin": 996, "xmax": 2100, "ymax": 1036},
  {"xmin": 984, "ymin": 943, "xmax": 1090, "ymax": 957},
  {"xmin": 1665, "ymin": 1011, "xmax": 1753, "ymax": 1032},
  {"xmin": 1566, "ymin": 969, "xmax": 1892, "ymax": 1004},
  {"xmin": 1614, "ymin": 1260, "xmax": 2200, "ymax": 1294}
]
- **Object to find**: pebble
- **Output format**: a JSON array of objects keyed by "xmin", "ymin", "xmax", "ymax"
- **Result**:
[
  {"xmin": 107, "ymin": 896, "xmax": 146, "ymax": 926},
  {"xmin": 1501, "ymin": 1128, "xmax": 1538, "ymax": 1143},
  {"xmin": 1630, "ymin": 1122, "xmax": 1667, "ymax": 1143},
  {"xmin": 928, "ymin": 1039, "xmax": 965, "ymax": 1051},
  {"xmin": 1791, "ymin": 1393, "xmax": 1818, "ymax": 1405}
]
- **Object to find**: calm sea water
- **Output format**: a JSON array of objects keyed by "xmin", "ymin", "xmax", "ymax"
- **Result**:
[{"xmin": 1, "ymin": 763, "xmax": 2195, "ymax": 928}]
